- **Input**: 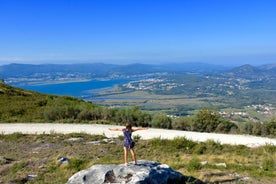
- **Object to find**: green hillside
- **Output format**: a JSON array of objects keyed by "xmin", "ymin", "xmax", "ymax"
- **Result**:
[
  {"xmin": 0, "ymin": 83, "xmax": 153, "ymax": 127},
  {"xmin": 1, "ymin": 83, "xmax": 275, "ymax": 138},
  {"xmin": 0, "ymin": 83, "xmax": 98, "ymax": 123}
]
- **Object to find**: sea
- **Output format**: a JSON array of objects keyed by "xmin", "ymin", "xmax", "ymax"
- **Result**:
[{"xmin": 15, "ymin": 78, "xmax": 132, "ymax": 100}]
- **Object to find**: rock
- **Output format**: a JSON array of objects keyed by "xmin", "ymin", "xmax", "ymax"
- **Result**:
[
  {"xmin": 66, "ymin": 137, "xmax": 84, "ymax": 141},
  {"xmin": 67, "ymin": 160, "xmax": 204, "ymax": 184},
  {"xmin": 58, "ymin": 157, "xmax": 69, "ymax": 164},
  {"xmin": 200, "ymin": 161, "xmax": 208, "ymax": 165},
  {"xmin": 215, "ymin": 162, "xmax": 227, "ymax": 168},
  {"xmin": 26, "ymin": 174, "xmax": 37, "ymax": 181}
]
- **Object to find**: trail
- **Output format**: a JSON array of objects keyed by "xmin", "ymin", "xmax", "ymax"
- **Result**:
[{"xmin": 1, "ymin": 123, "xmax": 276, "ymax": 147}]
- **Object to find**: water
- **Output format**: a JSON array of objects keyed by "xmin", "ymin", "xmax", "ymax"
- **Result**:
[{"xmin": 16, "ymin": 79, "xmax": 131, "ymax": 99}]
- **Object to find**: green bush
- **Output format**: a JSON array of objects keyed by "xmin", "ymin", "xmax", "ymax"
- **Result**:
[
  {"xmin": 151, "ymin": 114, "xmax": 172, "ymax": 129},
  {"xmin": 215, "ymin": 120, "xmax": 238, "ymax": 133},
  {"xmin": 133, "ymin": 134, "xmax": 141, "ymax": 142},
  {"xmin": 193, "ymin": 143, "xmax": 207, "ymax": 154},
  {"xmin": 192, "ymin": 107, "xmax": 223, "ymax": 132},
  {"xmin": 171, "ymin": 137, "xmax": 196, "ymax": 151},
  {"xmin": 263, "ymin": 119, "xmax": 276, "ymax": 136},
  {"xmin": 67, "ymin": 158, "xmax": 87, "ymax": 171},
  {"xmin": 172, "ymin": 116, "xmax": 192, "ymax": 130}
]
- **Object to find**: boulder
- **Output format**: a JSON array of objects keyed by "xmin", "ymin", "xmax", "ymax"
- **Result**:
[{"xmin": 67, "ymin": 160, "xmax": 204, "ymax": 184}]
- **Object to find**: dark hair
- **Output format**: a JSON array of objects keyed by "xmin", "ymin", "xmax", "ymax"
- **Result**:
[{"xmin": 126, "ymin": 123, "xmax": 132, "ymax": 130}]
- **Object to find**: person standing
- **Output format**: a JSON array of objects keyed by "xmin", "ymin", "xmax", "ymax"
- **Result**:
[{"xmin": 109, "ymin": 123, "xmax": 148, "ymax": 166}]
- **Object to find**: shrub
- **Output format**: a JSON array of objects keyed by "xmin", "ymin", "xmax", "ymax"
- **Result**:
[
  {"xmin": 151, "ymin": 114, "xmax": 172, "ymax": 129},
  {"xmin": 215, "ymin": 120, "xmax": 238, "ymax": 133},
  {"xmin": 67, "ymin": 158, "xmax": 87, "ymax": 171},
  {"xmin": 149, "ymin": 138, "xmax": 168, "ymax": 148},
  {"xmin": 77, "ymin": 109, "xmax": 93, "ymax": 120},
  {"xmin": 172, "ymin": 116, "xmax": 192, "ymax": 130},
  {"xmin": 261, "ymin": 144, "xmax": 276, "ymax": 154},
  {"xmin": 193, "ymin": 143, "xmax": 207, "ymax": 154},
  {"xmin": 133, "ymin": 134, "xmax": 141, "ymax": 142},
  {"xmin": 43, "ymin": 106, "xmax": 80, "ymax": 121},
  {"xmin": 263, "ymin": 119, "xmax": 276, "ymax": 136},
  {"xmin": 171, "ymin": 137, "xmax": 196, "ymax": 151},
  {"xmin": 192, "ymin": 107, "xmax": 223, "ymax": 132}
]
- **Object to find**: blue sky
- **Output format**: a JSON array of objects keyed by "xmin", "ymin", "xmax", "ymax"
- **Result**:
[{"xmin": 0, "ymin": 0, "xmax": 276, "ymax": 66}]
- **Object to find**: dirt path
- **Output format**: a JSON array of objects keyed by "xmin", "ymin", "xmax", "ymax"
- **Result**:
[{"xmin": 1, "ymin": 123, "xmax": 276, "ymax": 147}]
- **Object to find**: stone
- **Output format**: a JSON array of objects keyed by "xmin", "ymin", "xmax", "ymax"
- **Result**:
[
  {"xmin": 67, "ymin": 160, "xmax": 204, "ymax": 184},
  {"xmin": 58, "ymin": 157, "xmax": 69, "ymax": 164},
  {"xmin": 200, "ymin": 161, "xmax": 208, "ymax": 165},
  {"xmin": 215, "ymin": 162, "xmax": 227, "ymax": 168}
]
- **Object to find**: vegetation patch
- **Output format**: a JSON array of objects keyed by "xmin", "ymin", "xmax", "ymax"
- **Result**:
[
  {"xmin": 0, "ymin": 133, "xmax": 275, "ymax": 183},
  {"xmin": 1, "ymin": 83, "xmax": 275, "ymax": 138}
]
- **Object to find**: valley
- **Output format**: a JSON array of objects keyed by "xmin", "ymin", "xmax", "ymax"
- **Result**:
[{"xmin": 1, "ymin": 63, "xmax": 275, "ymax": 123}]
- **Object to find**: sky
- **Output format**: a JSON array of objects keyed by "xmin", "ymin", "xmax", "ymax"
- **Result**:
[{"xmin": 0, "ymin": 0, "xmax": 276, "ymax": 66}]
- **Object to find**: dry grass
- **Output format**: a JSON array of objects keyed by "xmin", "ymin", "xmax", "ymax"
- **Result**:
[{"xmin": 0, "ymin": 133, "xmax": 275, "ymax": 184}]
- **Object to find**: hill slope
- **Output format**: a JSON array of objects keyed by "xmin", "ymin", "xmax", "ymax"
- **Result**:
[
  {"xmin": 0, "ymin": 83, "xmax": 152, "ymax": 127},
  {"xmin": 0, "ymin": 83, "xmax": 96, "ymax": 122}
]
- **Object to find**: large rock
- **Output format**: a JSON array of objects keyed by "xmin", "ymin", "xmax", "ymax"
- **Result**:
[{"xmin": 67, "ymin": 160, "xmax": 204, "ymax": 184}]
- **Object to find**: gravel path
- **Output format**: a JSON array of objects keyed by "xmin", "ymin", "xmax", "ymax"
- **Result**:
[{"xmin": 1, "ymin": 123, "xmax": 276, "ymax": 147}]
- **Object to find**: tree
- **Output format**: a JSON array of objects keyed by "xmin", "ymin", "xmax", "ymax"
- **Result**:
[
  {"xmin": 151, "ymin": 114, "xmax": 172, "ymax": 129},
  {"xmin": 242, "ymin": 122, "xmax": 254, "ymax": 135},
  {"xmin": 173, "ymin": 116, "xmax": 192, "ymax": 130},
  {"xmin": 215, "ymin": 120, "xmax": 238, "ymax": 133},
  {"xmin": 263, "ymin": 119, "xmax": 276, "ymax": 136},
  {"xmin": 192, "ymin": 107, "xmax": 222, "ymax": 132}
]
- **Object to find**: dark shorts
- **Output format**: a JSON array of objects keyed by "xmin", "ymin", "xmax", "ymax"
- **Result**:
[{"xmin": 124, "ymin": 141, "xmax": 135, "ymax": 148}]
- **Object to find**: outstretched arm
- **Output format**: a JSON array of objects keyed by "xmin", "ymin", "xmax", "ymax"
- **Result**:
[
  {"xmin": 108, "ymin": 127, "xmax": 123, "ymax": 131},
  {"xmin": 132, "ymin": 127, "xmax": 148, "ymax": 132}
]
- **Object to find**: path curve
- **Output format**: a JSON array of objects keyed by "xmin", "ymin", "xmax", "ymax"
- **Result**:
[{"xmin": 1, "ymin": 123, "xmax": 276, "ymax": 147}]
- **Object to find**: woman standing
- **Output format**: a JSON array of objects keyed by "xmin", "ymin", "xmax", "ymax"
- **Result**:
[{"xmin": 109, "ymin": 123, "xmax": 148, "ymax": 166}]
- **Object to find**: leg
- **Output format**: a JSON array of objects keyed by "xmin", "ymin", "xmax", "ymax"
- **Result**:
[
  {"xmin": 130, "ymin": 148, "xmax": 137, "ymax": 164},
  {"xmin": 124, "ymin": 147, "xmax": 128, "ymax": 165}
]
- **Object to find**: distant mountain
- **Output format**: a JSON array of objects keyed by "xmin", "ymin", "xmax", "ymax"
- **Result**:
[
  {"xmin": 0, "ymin": 62, "xmax": 275, "ymax": 85},
  {"xmin": 0, "ymin": 62, "xmax": 230, "ymax": 78},
  {"xmin": 232, "ymin": 64, "xmax": 260, "ymax": 73},
  {"xmin": 229, "ymin": 64, "xmax": 261, "ymax": 77},
  {"xmin": 159, "ymin": 62, "xmax": 230, "ymax": 73},
  {"xmin": 222, "ymin": 64, "xmax": 276, "ymax": 79},
  {"xmin": 258, "ymin": 63, "xmax": 276, "ymax": 70},
  {"xmin": 0, "ymin": 63, "xmax": 115, "ymax": 78}
]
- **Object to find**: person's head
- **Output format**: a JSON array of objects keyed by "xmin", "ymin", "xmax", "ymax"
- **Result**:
[{"xmin": 125, "ymin": 123, "xmax": 132, "ymax": 131}]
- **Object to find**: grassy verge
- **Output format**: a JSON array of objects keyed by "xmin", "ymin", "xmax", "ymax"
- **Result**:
[{"xmin": 0, "ymin": 133, "xmax": 275, "ymax": 183}]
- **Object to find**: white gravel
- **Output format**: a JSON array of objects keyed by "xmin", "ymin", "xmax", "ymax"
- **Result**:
[{"xmin": 1, "ymin": 123, "xmax": 276, "ymax": 147}]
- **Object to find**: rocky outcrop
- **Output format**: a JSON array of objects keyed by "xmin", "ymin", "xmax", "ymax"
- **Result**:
[{"xmin": 67, "ymin": 160, "xmax": 204, "ymax": 184}]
